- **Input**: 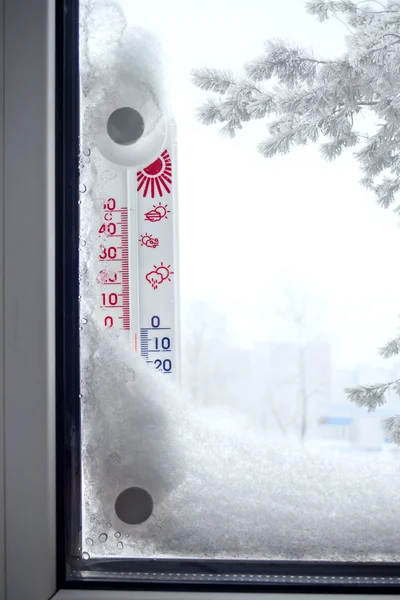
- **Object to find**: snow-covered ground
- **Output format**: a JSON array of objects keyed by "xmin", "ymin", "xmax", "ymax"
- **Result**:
[{"xmin": 81, "ymin": 328, "xmax": 400, "ymax": 562}]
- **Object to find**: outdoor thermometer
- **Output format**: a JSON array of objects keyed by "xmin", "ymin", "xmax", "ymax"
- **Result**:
[{"xmin": 88, "ymin": 105, "xmax": 180, "ymax": 382}]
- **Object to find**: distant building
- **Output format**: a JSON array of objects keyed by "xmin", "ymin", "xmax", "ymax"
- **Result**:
[{"xmin": 253, "ymin": 341, "xmax": 400, "ymax": 451}]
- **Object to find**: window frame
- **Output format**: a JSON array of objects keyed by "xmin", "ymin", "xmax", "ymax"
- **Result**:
[
  {"xmin": 1, "ymin": 0, "xmax": 56, "ymax": 598},
  {"xmin": 2, "ymin": 0, "xmax": 400, "ymax": 597}
]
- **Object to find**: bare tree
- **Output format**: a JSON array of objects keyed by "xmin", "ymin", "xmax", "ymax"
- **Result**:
[
  {"xmin": 264, "ymin": 387, "xmax": 290, "ymax": 436},
  {"xmin": 277, "ymin": 286, "xmax": 328, "ymax": 444}
]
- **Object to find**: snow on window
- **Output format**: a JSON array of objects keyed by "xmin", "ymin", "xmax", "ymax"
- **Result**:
[{"xmin": 78, "ymin": 0, "xmax": 400, "ymax": 562}]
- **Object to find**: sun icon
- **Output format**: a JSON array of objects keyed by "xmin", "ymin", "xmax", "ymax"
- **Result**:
[{"xmin": 137, "ymin": 149, "xmax": 172, "ymax": 198}]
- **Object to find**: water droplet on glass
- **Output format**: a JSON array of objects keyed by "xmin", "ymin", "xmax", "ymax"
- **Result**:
[
  {"xmin": 83, "ymin": 148, "xmax": 91, "ymax": 157},
  {"xmin": 79, "ymin": 183, "xmax": 87, "ymax": 193},
  {"xmin": 117, "ymin": 541, "xmax": 123, "ymax": 550},
  {"xmin": 114, "ymin": 531, "xmax": 121, "ymax": 538},
  {"xmin": 99, "ymin": 533, "xmax": 107, "ymax": 542},
  {"xmin": 86, "ymin": 538, "xmax": 93, "ymax": 546},
  {"xmin": 81, "ymin": 318, "xmax": 88, "ymax": 324},
  {"xmin": 82, "ymin": 552, "xmax": 90, "ymax": 560},
  {"xmin": 106, "ymin": 522, "xmax": 111, "ymax": 528}
]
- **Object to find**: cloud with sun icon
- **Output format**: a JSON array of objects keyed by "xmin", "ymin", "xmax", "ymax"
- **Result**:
[{"xmin": 145, "ymin": 263, "xmax": 174, "ymax": 290}]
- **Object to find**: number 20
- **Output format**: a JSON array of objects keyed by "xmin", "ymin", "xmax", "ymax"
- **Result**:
[{"xmin": 154, "ymin": 359, "xmax": 172, "ymax": 372}]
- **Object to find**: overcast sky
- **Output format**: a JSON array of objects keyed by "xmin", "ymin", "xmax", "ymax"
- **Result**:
[{"xmin": 118, "ymin": 0, "xmax": 400, "ymax": 370}]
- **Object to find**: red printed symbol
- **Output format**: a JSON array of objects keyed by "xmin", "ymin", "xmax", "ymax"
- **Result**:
[
  {"xmin": 104, "ymin": 316, "xmax": 114, "ymax": 328},
  {"xmin": 97, "ymin": 268, "xmax": 118, "ymax": 284},
  {"xmin": 137, "ymin": 150, "xmax": 172, "ymax": 198},
  {"xmin": 139, "ymin": 233, "xmax": 159, "ymax": 248},
  {"xmin": 144, "ymin": 202, "xmax": 170, "ymax": 223},
  {"xmin": 146, "ymin": 262, "xmax": 174, "ymax": 290}
]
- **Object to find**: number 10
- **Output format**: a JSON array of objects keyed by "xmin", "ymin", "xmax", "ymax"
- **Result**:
[{"xmin": 154, "ymin": 337, "xmax": 171, "ymax": 350}]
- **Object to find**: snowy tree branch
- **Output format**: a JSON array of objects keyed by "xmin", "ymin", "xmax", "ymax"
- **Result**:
[
  {"xmin": 345, "ymin": 381, "xmax": 399, "ymax": 411},
  {"xmin": 193, "ymin": 2, "xmax": 400, "ymax": 212},
  {"xmin": 379, "ymin": 336, "xmax": 400, "ymax": 358},
  {"xmin": 191, "ymin": 68, "xmax": 236, "ymax": 94},
  {"xmin": 383, "ymin": 415, "xmax": 400, "ymax": 444}
]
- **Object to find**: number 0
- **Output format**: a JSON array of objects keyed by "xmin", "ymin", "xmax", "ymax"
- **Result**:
[{"xmin": 151, "ymin": 315, "xmax": 160, "ymax": 328}]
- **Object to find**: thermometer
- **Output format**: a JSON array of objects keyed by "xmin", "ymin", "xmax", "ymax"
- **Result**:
[{"xmin": 90, "ymin": 113, "xmax": 180, "ymax": 382}]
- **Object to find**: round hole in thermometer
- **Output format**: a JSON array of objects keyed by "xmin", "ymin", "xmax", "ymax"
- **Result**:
[{"xmin": 107, "ymin": 107, "xmax": 145, "ymax": 146}]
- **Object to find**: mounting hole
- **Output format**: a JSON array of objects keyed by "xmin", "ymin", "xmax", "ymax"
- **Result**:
[
  {"xmin": 107, "ymin": 107, "xmax": 145, "ymax": 146},
  {"xmin": 115, "ymin": 487, "xmax": 153, "ymax": 525}
]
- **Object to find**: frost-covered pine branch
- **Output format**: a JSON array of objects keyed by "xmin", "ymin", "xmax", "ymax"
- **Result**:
[
  {"xmin": 379, "ymin": 335, "xmax": 400, "ymax": 358},
  {"xmin": 192, "ymin": 0, "xmax": 400, "ymax": 211},
  {"xmin": 382, "ymin": 415, "xmax": 400, "ymax": 444},
  {"xmin": 345, "ymin": 381, "xmax": 400, "ymax": 411},
  {"xmin": 342, "ymin": 328, "xmax": 400, "ymax": 439},
  {"xmin": 192, "ymin": 68, "xmax": 236, "ymax": 94}
]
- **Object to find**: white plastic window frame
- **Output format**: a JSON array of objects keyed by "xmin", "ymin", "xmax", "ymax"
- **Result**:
[
  {"xmin": 1, "ymin": 0, "xmax": 56, "ymax": 598},
  {"xmin": 0, "ymin": 0, "xmax": 400, "ymax": 599}
]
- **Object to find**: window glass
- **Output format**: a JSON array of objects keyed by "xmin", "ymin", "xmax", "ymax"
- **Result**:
[{"xmin": 76, "ymin": 0, "xmax": 400, "ymax": 579}]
